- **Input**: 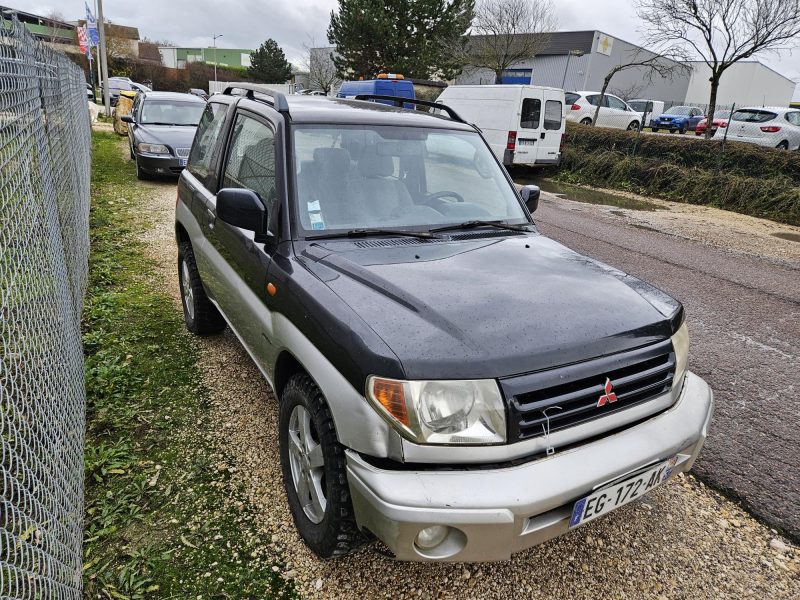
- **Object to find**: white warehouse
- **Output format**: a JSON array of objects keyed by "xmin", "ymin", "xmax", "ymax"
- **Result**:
[{"xmin": 684, "ymin": 60, "xmax": 796, "ymax": 108}]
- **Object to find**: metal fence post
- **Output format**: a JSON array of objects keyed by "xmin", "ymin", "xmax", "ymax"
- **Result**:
[{"xmin": 719, "ymin": 102, "xmax": 735, "ymax": 172}]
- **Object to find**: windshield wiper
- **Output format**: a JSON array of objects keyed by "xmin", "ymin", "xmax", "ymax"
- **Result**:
[
  {"xmin": 429, "ymin": 220, "xmax": 530, "ymax": 234},
  {"xmin": 310, "ymin": 228, "xmax": 441, "ymax": 240}
]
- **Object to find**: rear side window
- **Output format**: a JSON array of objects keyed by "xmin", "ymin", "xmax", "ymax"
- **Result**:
[
  {"xmin": 565, "ymin": 93, "xmax": 580, "ymax": 105},
  {"xmin": 544, "ymin": 100, "xmax": 562, "ymax": 130},
  {"xmin": 785, "ymin": 112, "xmax": 800, "ymax": 125},
  {"xmin": 222, "ymin": 114, "xmax": 277, "ymax": 213},
  {"xmin": 520, "ymin": 98, "xmax": 541, "ymax": 129},
  {"xmin": 187, "ymin": 102, "xmax": 228, "ymax": 189},
  {"xmin": 586, "ymin": 94, "xmax": 601, "ymax": 107},
  {"xmin": 731, "ymin": 109, "xmax": 777, "ymax": 123}
]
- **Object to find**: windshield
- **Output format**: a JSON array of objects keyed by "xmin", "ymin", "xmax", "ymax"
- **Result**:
[
  {"xmin": 293, "ymin": 125, "xmax": 526, "ymax": 234},
  {"xmin": 140, "ymin": 100, "xmax": 204, "ymax": 126},
  {"xmin": 665, "ymin": 106, "xmax": 693, "ymax": 116}
]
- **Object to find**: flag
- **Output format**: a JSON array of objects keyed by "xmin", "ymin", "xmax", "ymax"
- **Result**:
[
  {"xmin": 85, "ymin": 2, "xmax": 99, "ymax": 46},
  {"xmin": 77, "ymin": 25, "xmax": 89, "ymax": 56}
]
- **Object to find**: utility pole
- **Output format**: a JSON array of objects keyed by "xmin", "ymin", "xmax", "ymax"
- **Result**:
[
  {"xmin": 97, "ymin": 0, "xmax": 111, "ymax": 116},
  {"xmin": 212, "ymin": 34, "xmax": 223, "ymax": 92}
]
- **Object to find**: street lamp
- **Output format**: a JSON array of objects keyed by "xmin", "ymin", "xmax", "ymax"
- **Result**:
[
  {"xmin": 212, "ymin": 33, "xmax": 223, "ymax": 89},
  {"xmin": 561, "ymin": 49, "xmax": 585, "ymax": 90}
]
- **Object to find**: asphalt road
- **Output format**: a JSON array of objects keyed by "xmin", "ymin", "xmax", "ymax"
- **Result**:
[{"xmin": 528, "ymin": 191, "xmax": 800, "ymax": 540}]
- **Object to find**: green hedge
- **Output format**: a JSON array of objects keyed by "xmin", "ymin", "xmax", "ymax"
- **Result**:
[
  {"xmin": 564, "ymin": 124, "xmax": 800, "ymax": 186},
  {"xmin": 556, "ymin": 146, "xmax": 800, "ymax": 226}
]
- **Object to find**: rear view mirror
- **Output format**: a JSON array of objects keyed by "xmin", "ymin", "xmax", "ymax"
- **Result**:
[
  {"xmin": 216, "ymin": 188, "xmax": 268, "ymax": 239},
  {"xmin": 520, "ymin": 185, "xmax": 540, "ymax": 213},
  {"xmin": 121, "ymin": 114, "xmax": 134, "ymax": 123}
]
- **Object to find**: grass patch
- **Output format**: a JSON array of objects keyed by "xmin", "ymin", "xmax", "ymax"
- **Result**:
[
  {"xmin": 555, "ymin": 129, "xmax": 800, "ymax": 226},
  {"xmin": 83, "ymin": 131, "xmax": 296, "ymax": 599}
]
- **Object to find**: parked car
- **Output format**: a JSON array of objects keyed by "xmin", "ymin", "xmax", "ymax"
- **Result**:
[
  {"xmin": 695, "ymin": 110, "xmax": 731, "ymax": 137},
  {"xmin": 130, "ymin": 81, "xmax": 152, "ymax": 93},
  {"xmin": 437, "ymin": 85, "xmax": 565, "ymax": 167},
  {"xmin": 650, "ymin": 106, "xmax": 705, "ymax": 133},
  {"xmin": 122, "ymin": 91, "xmax": 206, "ymax": 179},
  {"xmin": 174, "ymin": 84, "xmax": 713, "ymax": 562},
  {"xmin": 102, "ymin": 77, "xmax": 133, "ymax": 106},
  {"xmin": 86, "ymin": 82, "xmax": 94, "ymax": 100},
  {"xmin": 565, "ymin": 91, "xmax": 641, "ymax": 130},
  {"xmin": 714, "ymin": 107, "xmax": 800, "ymax": 149},
  {"xmin": 337, "ymin": 74, "xmax": 415, "ymax": 107},
  {"xmin": 627, "ymin": 99, "xmax": 665, "ymax": 126},
  {"xmin": 189, "ymin": 88, "xmax": 209, "ymax": 100}
]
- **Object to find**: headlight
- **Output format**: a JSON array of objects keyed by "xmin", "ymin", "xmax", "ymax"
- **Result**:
[
  {"xmin": 137, "ymin": 143, "xmax": 170, "ymax": 155},
  {"xmin": 366, "ymin": 377, "xmax": 506, "ymax": 445},
  {"xmin": 671, "ymin": 322, "xmax": 689, "ymax": 391}
]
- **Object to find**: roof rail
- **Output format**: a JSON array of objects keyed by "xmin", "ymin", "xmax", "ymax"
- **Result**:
[
  {"xmin": 352, "ymin": 94, "xmax": 466, "ymax": 124},
  {"xmin": 222, "ymin": 83, "xmax": 290, "ymax": 113}
]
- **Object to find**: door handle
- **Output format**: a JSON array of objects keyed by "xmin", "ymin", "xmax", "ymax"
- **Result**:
[{"xmin": 540, "ymin": 132, "xmax": 546, "ymax": 139}]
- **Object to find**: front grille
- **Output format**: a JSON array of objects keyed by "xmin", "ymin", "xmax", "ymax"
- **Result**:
[
  {"xmin": 175, "ymin": 147, "xmax": 191, "ymax": 158},
  {"xmin": 501, "ymin": 340, "xmax": 675, "ymax": 442}
]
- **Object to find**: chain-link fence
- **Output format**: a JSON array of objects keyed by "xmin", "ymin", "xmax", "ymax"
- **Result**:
[{"xmin": 1, "ymin": 16, "xmax": 90, "ymax": 600}]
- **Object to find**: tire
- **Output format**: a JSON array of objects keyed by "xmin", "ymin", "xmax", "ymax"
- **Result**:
[
  {"xmin": 129, "ymin": 141, "xmax": 134, "ymax": 159},
  {"xmin": 651, "ymin": 128, "xmax": 659, "ymax": 133},
  {"xmin": 777, "ymin": 140, "xmax": 789, "ymax": 150},
  {"xmin": 669, "ymin": 129, "xmax": 676, "ymax": 134},
  {"xmin": 679, "ymin": 124, "xmax": 687, "ymax": 134},
  {"xmin": 580, "ymin": 118, "xmax": 592, "ymax": 126},
  {"xmin": 279, "ymin": 373, "xmax": 366, "ymax": 559},
  {"xmin": 627, "ymin": 121, "xmax": 640, "ymax": 131},
  {"xmin": 177, "ymin": 240, "xmax": 226, "ymax": 335}
]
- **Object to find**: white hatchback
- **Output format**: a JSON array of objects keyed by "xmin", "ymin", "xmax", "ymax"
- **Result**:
[
  {"xmin": 565, "ymin": 91, "xmax": 642, "ymax": 130},
  {"xmin": 714, "ymin": 107, "xmax": 800, "ymax": 150}
]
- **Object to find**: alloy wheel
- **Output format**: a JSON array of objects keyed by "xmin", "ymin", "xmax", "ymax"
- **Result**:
[
  {"xmin": 287, "ymin": 404, "xmax": 327, "ymax": 523},
  {"xmin": 181, "ymin": 259, "xmax": 194, "ymax": 320}
]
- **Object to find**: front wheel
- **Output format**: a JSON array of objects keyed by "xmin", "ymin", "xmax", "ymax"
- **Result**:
[
  {"xmin": 280, "ymin": 374, "xmax": 366, "ymax": 558},
  {"xmin": 651, "ymin": 128, "xmax": 659, "ymax": 133},
  {"xmin": 627, "ymin": 121, "xmax": 640, "ymax": 131},
  {"xmin": 135, "ymin": 154, "xmax": 149, "ymax": 180},
  {"xmin": 679, "ymin": 124, "xmax": 687, "ymax": 134}
]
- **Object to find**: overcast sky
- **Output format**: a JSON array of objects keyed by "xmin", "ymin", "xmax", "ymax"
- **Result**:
[{"xmin": 13, "ymin": 0, "xmax": 800, "ymax": 98}]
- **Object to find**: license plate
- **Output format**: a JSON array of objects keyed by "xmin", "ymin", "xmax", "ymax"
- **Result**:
[
  {"xmin": 569, "ymin": 456, "xmax": 677, "ymax": 528},
  {"xmin": 178, "ymin": 158, "xmax": 187, "ymax": 167},
  {"xmin": 518, "ymin": 139, "xmax": 536, "ymax": 146}
]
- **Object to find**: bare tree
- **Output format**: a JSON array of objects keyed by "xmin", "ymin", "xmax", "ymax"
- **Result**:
[
  {"xmin": 458, "ymin": 0, "xmax": 557, "ymax": 84},
  {"xmin": 43, "ymin": 10, "xmax": 66, "ymax": 43},
  {"xmin": 636, "ymin": 0, "xmax": 800, "ymax": 138},
  {"xmin": 591, "ymin": 49, "xmax": 690, "ymax": 128},
  {"xmin": 609, "ymin": 81, "xmax": 647, "ymax": 102},
  {"xmin": 302, "ymin": 39, "xmax": 341, "ymax": 95}
]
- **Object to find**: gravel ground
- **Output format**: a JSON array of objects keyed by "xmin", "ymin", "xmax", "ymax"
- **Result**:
[{"xmin": 135, "ymin": 168, "xmax": 799, "ymax": 598}]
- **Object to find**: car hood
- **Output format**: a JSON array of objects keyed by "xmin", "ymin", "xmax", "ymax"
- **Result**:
[
  {"xmin": 299, "ymin": 233, "xmax": 680, "ymax": 380},
  {"xmin": 134, "ymin": 124, "xmax": 197, "ymax": 149}
]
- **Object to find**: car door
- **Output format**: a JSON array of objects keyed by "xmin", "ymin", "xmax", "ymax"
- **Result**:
[
  {"xmin": 689, "ymin": 108, "xmax": 704, "ymax": 130},
  {"xmin": 605, "ymin": 95, "xmax": 631, "ymax": 128},
  {"xmin": 539, "ymin": 94, "xmax": 564, "ymax": 163},
  {"xmin": 515, "ymin": 95, "xmax": 541, "ymax": 165},
  {"xmin": 198, "ymin": 109, "xmax": 281, "ymax": 373},
  {"xmin": 128, "ymin": 94, "xmax": 142, "ymax": 154},
  {"xmin": 585, "ymin": 94, "xmax": 607, "ymax": 125},
  {"xmin": 785, "ymin": 111, "xmax": 800, "ymax": 149}
]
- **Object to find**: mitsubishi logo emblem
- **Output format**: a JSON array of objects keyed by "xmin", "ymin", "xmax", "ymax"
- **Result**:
[{"xmin": 597, "ymin": 378, "xmax": 618, "ymax": 407}]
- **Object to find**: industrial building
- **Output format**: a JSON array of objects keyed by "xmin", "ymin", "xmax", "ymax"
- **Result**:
[{"xmin": 158, "ymin": 46, "xmax": 255, "ymax": 70}]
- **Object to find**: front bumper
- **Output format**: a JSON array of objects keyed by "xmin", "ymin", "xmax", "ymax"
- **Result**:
[
  {"xmin": 137, "ymin": 152, "xmax": 186, "ymax": 176},
  {"xmin": 347, "ymin": 371, "xmax": 713, "ymax": 562}
]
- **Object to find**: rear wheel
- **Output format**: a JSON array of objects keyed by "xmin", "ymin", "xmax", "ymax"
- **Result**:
[
  {"xmin": 580, "ymin": 117, "xmax": 592, "ymax": 125},
  {"xmin": 651, "ymin": 128, "xmax": 659, "ymax": 133},
  {"xmin": 178, "ymin": 240, "xmax": 225, "ymax": 335},
  {"xmin": 679, "ymin": 124, "xmax": 688, "ymax": 134},
  {"xmin": 627, "ymin": 121, "xmax": 640, "ymax": 131},
  {"xmin": 280, "ymin": 373, "xmax": 366, "ymax": 558},
  {"xmin": 777, "ymin": 140, "xmax": 789, "ymax": 150}
]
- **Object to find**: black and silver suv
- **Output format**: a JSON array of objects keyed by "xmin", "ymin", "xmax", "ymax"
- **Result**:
[{"xmin": 175, "ymin": 85, "xmax": 713, "ymax": 562}]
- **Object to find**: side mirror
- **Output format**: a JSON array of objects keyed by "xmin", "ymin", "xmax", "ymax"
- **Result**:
[
  {"xmin": 520, "ymin": 185, "xmax": 540, "ymax": 213},
  {"xmin": 216, "ymin": 188, "xmax": 268, "ymax": 239},
  {"xmin": 121, "ymin": 114, "xmax": 134, "ymax": 123}
]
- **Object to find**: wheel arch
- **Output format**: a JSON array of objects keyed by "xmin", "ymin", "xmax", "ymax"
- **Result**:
[
  {"xmin": 176, "ymin": 221, "xmax": 190, "ymax": 246},
  {"xmin": 274, "ymin": 350, "xmax": 308, "ymax": 400}
]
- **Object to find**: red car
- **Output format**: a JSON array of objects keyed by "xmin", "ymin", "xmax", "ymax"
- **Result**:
[{"xmin": 695, "ymin": 110, "xmax": 731, "ymax": 136}]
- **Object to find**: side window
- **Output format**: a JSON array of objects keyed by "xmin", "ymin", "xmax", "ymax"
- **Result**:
[
  {"xmin": 544, "ymin": 100, "xmax": 562, "ymax": 130},
  {"xmin": 520, "ymin": 98, "xmax": 541, "ymax": 129},
  {"xmin": 607, "ymin": 96, "xmax": 627, "ymax": 111},
  {"xmin": 222, "ymin": 114, "xmax": 276, "ymax": 213},
  {"xmin": 786, "ymin": 112, "xmax": 800, "ymax": 125},
  {"xmin": 586, "ymin": 94, "xmax": 601, "ymax": 107},
  {"xmin": 187, "ymin": 102, "xmax": 228, "ymax": 189}
]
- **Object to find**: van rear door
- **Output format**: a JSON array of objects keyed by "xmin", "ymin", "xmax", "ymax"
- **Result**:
[
  {"xmin": 513, "ymin": 90, "xmax": 542, "ymax": 166},
  {"xmin": 538, "ymin": 90, "xmax": 565, "ymax": 165}
]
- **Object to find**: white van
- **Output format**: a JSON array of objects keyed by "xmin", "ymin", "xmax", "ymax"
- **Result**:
[{"xmin": 436, "ymin": 85, "xmax": 565, "ymax": 167}]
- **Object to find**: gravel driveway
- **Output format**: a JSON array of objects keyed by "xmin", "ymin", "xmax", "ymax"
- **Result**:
[{"xmin": 138, "ymin": 172, "xmax": 798, "ymax": 599}]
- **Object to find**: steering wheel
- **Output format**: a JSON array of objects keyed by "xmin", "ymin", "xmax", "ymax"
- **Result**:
[{"xmin": 421, "ymin": 190, "xmax": 465, "ymax": 207}]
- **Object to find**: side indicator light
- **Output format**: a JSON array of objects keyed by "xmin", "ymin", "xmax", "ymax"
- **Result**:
[{"xmin": 267, "ymin": 282, "xmax": 277, "ymax": 296}]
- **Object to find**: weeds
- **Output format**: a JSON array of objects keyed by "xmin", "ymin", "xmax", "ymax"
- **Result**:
[{"xmin": 83, "ymin": 131, "xmax": 295, "ymax": 599}]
